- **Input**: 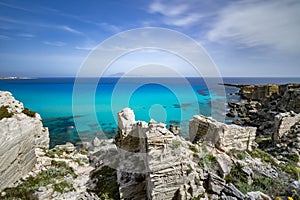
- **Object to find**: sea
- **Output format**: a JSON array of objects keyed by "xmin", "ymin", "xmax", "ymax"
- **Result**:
[{"xmin": 1, "ymin": 77, "xmax": 299, "ymax": 148}]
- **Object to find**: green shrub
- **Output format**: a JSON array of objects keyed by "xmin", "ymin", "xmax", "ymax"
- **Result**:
[
  {"xmin": 89, "ymin": 165, "xmax": 120, "ymax": 200},
  {"xmin": 74, "ymin": 157, "xmax": 89, "ymax": 166},
  {"xmin": 189, "ymin": 145, "xmax": 199, "ymax": 153},
  {"xmin": 199, "ymin": 153, "xmax": 217, "ymax": 168},
  {"xmin": 225, "ymin": 163, "xmax": 288, "ymax": 196},
  {"xmin": 3, "ymin": 161, "xmax": 77, "ymax": 198},
  {"xmin": 22, "ymin": 107, "xmax": 36, "ymax": 117},
  {"xmin": 53, "ymin": 181, "xmax": 75, "ymax": 193},
  {"xmin": 0, "ymin": 106, "xmax": 13, "ymax": 120},
  {"xmin": 229, "ymin": 149, "xmax": 247, "ymax": 160},
  {"xmin": 249, "ymin": 149, "xmax": 277, "ymax": 166},
  {"xmin": 172, "ymin": 140, "xmax": 182, "ymax": 149}
]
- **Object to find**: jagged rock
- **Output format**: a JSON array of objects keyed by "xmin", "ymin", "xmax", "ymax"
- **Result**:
[
  {"xmin": 189, "ymin": 115, "xmax": 257, "ymax": 152},
  {"xmin": 93, "ymin": 137, "xmax": 101, "ymax": 147},
  {"xmin": 0, "ymin": 91, "xmax": 49, "ymax": 191},
  {"xmin": 208, "ymin": 173, "xmax": 226, "ymax": 194},
  {"xmin": 216, "ymin": 153, "xmax": 233, "ymax": 178},
  {"xmin": 114, "ymin": 109, "xmax": 206, "ymax": 200},
  {"xmin": 117, "ymin": 107, "xmax": 135, "ymax": 130},
  {"xmin": 226, "ymin": 109, "xmax": 236, "ymax": 118},
  {"xmin": 169, "ymin": 124, "xmax": 180, "ymax": 135},
  {"xmin": 245, "ymin": 191, "xmax": 271, "ymax": 200},
  {"xmin": 273, "ymin": 111, "xmax": 300, "ymax": 143},
  {"xmin": 222, "ymin": 183, "xmax": 245, "ymax": 200}
]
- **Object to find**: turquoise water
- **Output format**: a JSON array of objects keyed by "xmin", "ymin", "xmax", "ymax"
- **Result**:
[{"xmin": 1, "ymin": 77, "xmax": 300, "ymax": 147}]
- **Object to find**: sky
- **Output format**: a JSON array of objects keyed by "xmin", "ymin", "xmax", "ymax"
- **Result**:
[{"xmin": 0, "ymin": 0, "xmax": 300, "ymax": 77}]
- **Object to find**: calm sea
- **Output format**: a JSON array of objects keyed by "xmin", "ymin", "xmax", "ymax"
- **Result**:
[{"xmin": 1, "ymin": 77, "xmax": 299, "ymax": 147}]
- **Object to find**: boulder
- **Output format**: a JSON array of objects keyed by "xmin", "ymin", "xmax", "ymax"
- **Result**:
[
  {"xmin": 189, "ymin": 115, "xmax": 257, "ymax": 152},
  {"xmin": 245, "ymin": 191, "xmax": 271, "ymax": 200}
]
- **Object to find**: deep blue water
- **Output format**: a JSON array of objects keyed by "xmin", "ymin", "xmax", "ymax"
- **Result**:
[{"xmin": 1, "ymin": 77, "xmax": 299, "ymax": 148}]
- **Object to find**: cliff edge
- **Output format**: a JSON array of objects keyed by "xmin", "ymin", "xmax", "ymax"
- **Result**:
[{"xmin": 0, "ymin": 91, "xmax": 49, "ymax": 191}]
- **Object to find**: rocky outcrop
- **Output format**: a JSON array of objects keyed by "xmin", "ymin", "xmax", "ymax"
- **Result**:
[
  {"xmin": 115, "ymin": 108, "xmax": 207, "ymax": 200},
  {"xmin": 225, "ymin": 83, "xmax": 300, "ymax": 136},
  {"xmin": 189, "ymin": 114, "xmax": 257, "ymax": 152},
  {"xmin": 223, "ymin": 83, "xmax": 300, "ymax": 102},
  {"xmin": 109, "ymin": 108, "xmax": 268, "ymax": 200},
  {"xmin": 2, "ymin": 143, "xmax": 96, "ymax": 200},
  {"xmin": 0, "ymin": 91, "xmax": 49, "ymax": 191},
  {"xmin": 273, "ymin": 111, "xmax": 300, "ymax": 143}
]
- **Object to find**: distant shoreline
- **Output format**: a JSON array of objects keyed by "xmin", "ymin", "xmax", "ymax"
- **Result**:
[{"xmin": 0, "ymin": 77, "xmax": 35, "ymax": 80}]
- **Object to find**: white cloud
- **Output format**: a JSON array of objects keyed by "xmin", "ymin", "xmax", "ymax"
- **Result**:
[
  {"xmin": 149, "ymin": 1, "xmax": 188, "ymax": 17},
  {"xmin": 17, "ymin": 33, "xmax": 35, "ymax": 38},
  {"xmin": 164, "ymin": 13, "xmax": 202, "ymax": 27},
  {"xmin": 207, "ymin": 0, "xmax": 300, "ymax": 53},
  {"xmin": 148, "ymin": 0, "xmax": 203, "ymax": 27},
  {"xmin": 59, "ymin": 25, "xmax": 82, "ymax": 35},
  {"xmin": 43, "ymin": 41, "xmax": 66, "ymax": 47},
  {"xmin": 0, "ymin": 2, "xmax": 33, "ymax": 12},
  {"xmin": 75, "ymin": 46, "xmax": 94, "ymax": 51}
]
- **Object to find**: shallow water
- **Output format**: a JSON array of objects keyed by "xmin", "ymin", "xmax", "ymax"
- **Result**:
[{"xmin": 1, "ymin": 77, "xmax": 299, "ymax": 147}]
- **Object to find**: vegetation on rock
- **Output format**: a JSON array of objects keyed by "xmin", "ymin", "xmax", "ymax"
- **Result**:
[
  {"xmin": 88, "ymin": 165, "xmax": 120, "ymax": 200},
  {"xmin": 0, "ymin": 105, "xmax": 13, "ymax": 120},
  {"xmin": 22, "ymin": 107, "xmax": 36, "ymax": 117},
  {"xmin": 2, "ymin": 160, "xmax": 76, "ymax": 199}
]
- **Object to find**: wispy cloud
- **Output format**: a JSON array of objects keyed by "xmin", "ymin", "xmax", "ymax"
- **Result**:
[
  {"xmin": 17, "ymin": 33, "xmax": 35, "ymax": 38},
  {"xmin": 0, "ymin": 1, "xmax": 33, "ymax": 12},
  {"xmin": 149, "ymin": 1, "xmax": 188, "ymax": 17},
  {"xmin": 148, "ymin": 0, "xmax": 205, "ymax": 27},
  {"xmin": 58, "ymin": 25, "xmax": 82, "ymax": 35},
  {"xmin": 0, "ymin": 34, "xmax": 10, "ymax": 40},
  {"xmin": 207, "ymin": 0, "xmax": 300, "ymax": 53},
  {"xmin": 43, "ymin": 41, "xmax": 66, "ymax": 47},
  {"xmin": 75, "ymin": 46, "xmax": 94, "ymax": 51},
  {"xmin": 0, "ymin": 16, "xmax": 83, "ymax": 35}
]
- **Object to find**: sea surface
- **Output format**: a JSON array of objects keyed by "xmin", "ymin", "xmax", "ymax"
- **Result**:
[{"xmin": 1, "ymin": 77, "xmax": 300, "ymax": 148}]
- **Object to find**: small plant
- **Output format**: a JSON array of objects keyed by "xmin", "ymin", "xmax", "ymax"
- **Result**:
[
  {"xmin": 189, "ymin": 145, "xmax": 199, "ymax": 154},
  {"xmin": 225, "ymin": 163, "xmax": 288, "ymax": 196},
  {"xmin": 0, "ymin": 105, "xmax": 13, "ymax": 120},
  {"xmin": 74, "ymin": 157, "xmax": 89, "ymax": 166},
  {"xmin": 249, "ymin": 149, "xmax": 277, "ymax": 166},
  {"xmin": 199, "ymin": 153, "xmax": 217, "ymax": 168},
  {"xmin": 172, "ymin": 140, "xmax": 182, "ymax": 148},
  {"xmin": 53, "ymin": 181, "xmax": 75, "ymax": 193},
  {"xmin": 229, "ymin": 149, "xmax": 247, "ymax": 160},
  {"xmin": 22, "ymin": 107, "xmax": 36, "ymax": 117},
  {"xmin": 3, "ymin": 161, "xmax": 77, "ymax": 198},
  {"xmin": 88, "ymin": 165, "xmax": 120, "ymax": 200}
]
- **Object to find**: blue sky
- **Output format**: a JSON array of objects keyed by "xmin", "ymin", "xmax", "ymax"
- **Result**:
[{"xmin": 0, "ymin": 0, "xmax": 300, "ymax": 77}]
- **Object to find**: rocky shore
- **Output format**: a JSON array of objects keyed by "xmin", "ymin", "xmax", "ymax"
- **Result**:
[{"xmin": 0, "ymin": 85, "xmax": 300, "ymax": 200}]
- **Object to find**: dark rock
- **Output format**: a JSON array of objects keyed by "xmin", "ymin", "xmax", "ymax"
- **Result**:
[
  {"xmin": 222, "ymin": 183, "xmax": 245, "ymax": 200},
  {"xmin": 208, "ymin": 173, "xmax": 226, "ymax": 194}
]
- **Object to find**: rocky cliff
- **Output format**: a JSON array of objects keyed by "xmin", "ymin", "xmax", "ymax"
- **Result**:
[
  {"xmin": 88, "ymin": 108, "xmax": 300, "ymax": 200},
  {"xmin": 224, "ymin": 83, "xmax": 300, "ymax": 105},
  {"xmin": 0, "ymin": 91, "xmax": 49, "ymax": 191}
]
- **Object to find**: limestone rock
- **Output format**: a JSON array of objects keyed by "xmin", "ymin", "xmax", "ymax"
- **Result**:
[
  {"xmin": 245, "ymin": 191, "xmax": 271, "ymax": 200},
  {"xmin": 273, "ymin": 111, "xmax": 300, "ymax": 143},
  {"xmin": 0, "ymin": 91, "xmax": 49, "ymax": 191},
  {"xmin": 93, "ymin": 137, "xmax": 101, "ymax": 147},
  {"xmin": 114, "ymin": 109, "xmax": 206, "ymax": 200},
  {"xmin": 189, "ymin": 115, "xmax": 257, "ymax": 152},
  {"xmin": 118, "ymin": 107, "xmax": 135, "ymax": 130}
]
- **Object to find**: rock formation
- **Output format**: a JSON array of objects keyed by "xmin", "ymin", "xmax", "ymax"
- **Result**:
[
  {"xmin": 0, "ymin": 91, "xmax": 49, "ymax": 191},
  {"xmin": 273, "ymin": 111, "xmax": 300, "ymax": 143},
  {"xmin": 189, "ymin": 115, "xmax": 257, "ymax": 152},
  {"xmin": 88, "ymin": 108, "xmax": 277, "ymax": 200},
  {"xmin": 223, "ymin": 83, "xmax": 300, "ymax": 103}
]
